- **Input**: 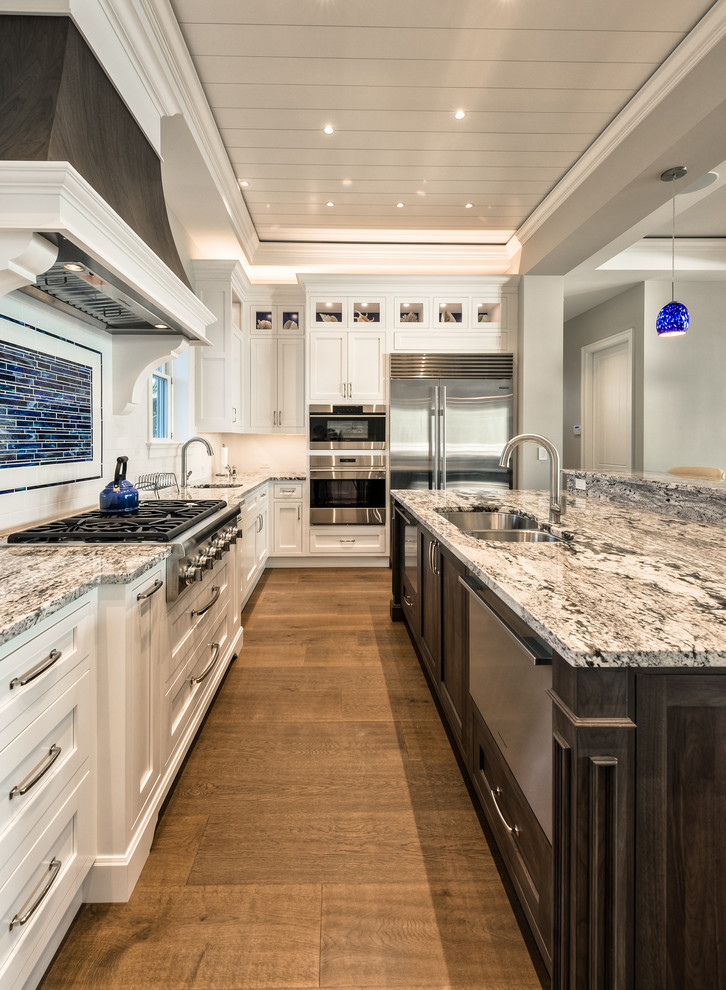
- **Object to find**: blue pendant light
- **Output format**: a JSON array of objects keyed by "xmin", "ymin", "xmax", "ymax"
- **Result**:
[{"xmin": 656, "ymin": 165, "xmax": 689, "ymax": 336}]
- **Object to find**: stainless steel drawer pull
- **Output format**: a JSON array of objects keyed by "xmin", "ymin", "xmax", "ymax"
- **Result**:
[
  {"xmin": 190, "ymin": 586, "xmax": 221, "ymax": 617},
  {"xmin": 403, "ymin": 594, "xmax": 413, "ymax": 607},
  {"xmin": 273, "ymin": 411, "xmax": 277, "ymax": 426},
  {"xmin": 490, "ymin": 786, "xmax": 520, "ymax": 837},
  {"xmin": 339, "ymin": 538, "xmax": 356, "ymax": 544},
  {"xmin": 137, "ymin": 578, "xmax": 163, "ymax": 601},
  {"xmin": 9, "ymin": 649, "xmax": 62, "ymax": 691},
  {"xmin": 297, "ymin": 505, "xmax": 301, "ymax": 520},
  {"xmin": 189, "ymin": 642, "xmax": 221, "ymax": 684},
  {"xmin": 9, "ymin": 858, "xmax": 62, "ymax": 931},
  {"xmin": 9, "ymin": 744, "xmax": 62, "ymax": 800},
  {"xmin": 280, "ymin": 488, "xmax": 297, "ymax": 494}
]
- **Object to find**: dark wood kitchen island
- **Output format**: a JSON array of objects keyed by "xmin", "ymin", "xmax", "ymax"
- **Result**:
[{"xmin": 391, "ymin": 486, "xmax": 726, "ymax": 990}]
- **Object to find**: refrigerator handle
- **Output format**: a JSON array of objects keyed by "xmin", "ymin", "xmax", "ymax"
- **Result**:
[
  {"xmin": 432, "ymin": 385, "xmax": 439, "ymax": 490},
  {"xmin": 440, "ymin": 385, "xmax": 447, "ymax": 490}
]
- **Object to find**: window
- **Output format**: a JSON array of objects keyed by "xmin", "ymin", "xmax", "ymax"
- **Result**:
[{"xmin": 150, "ymin": 363, "xmax": 173, "ymax": 440}]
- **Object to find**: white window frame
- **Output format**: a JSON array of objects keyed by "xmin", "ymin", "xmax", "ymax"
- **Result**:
[{"xmin": 148, "ymin": 362, "xmax": 174, "ymax": 443}]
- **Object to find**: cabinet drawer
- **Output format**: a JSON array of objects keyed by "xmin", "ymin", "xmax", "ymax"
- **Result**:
[
  {"xmin": 165, "ymin": 609, "xmax": 230, "ymax": 761},
  {"xmin": 165, "ymin": 561, "xmax": 230, "ymax": 682},
  {"xmin": 0, "ymin": 767, "xmax": 92, "ymax": 989},
  {"xmin": 401, "ymin": 575, "xmax": 419, "ymax": 636},
  {"xmin": 471, "ymin": 706, "xmax": 551, "ymax": 945},
  {"xmin": 310, "ymin": 527, "xmax": 386, "ymax": 554},
  {"xmin": 273, "ymin": 482, "xmax": 303, "ymax": 499},
  {"xmin": 0, "ymin": 599, "xmax": 92, "ymax": 736},
  {"xmin": 0, "ymin": 670, "xmax": 91, "ymax": 872}
]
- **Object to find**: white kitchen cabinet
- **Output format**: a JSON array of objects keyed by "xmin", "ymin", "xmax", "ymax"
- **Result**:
[
  {"xmin": 239, "ymin": 485, "xmax": 269, "ymax": 606},
  {"xmin": 192, "ymin": 260, "xmax": 249, "ymax": 433},
  {"xmin": 255, "ymin": 487, "xmax": 269, "ymax": 572},
  {"xmin": 89, "ymin": 564, "xmax": 165, "ymax": 902},
  {"xmin": 249, "ymin": 336, "xmax": 304, "ymax": 432},
  {"xmin": 272, "ymin": 482, "xmax": 304, "ymax": 555},
  {"xmin": 309, "ymin": 525, "xmax": 387, "ymax": 555},
  {"xmin": 308, "ymin": 329, "xmax": 385, "ymax": 403},
  {"xmin": 0, "ymin": 597, "xmax": 95, "ymax": 990}
]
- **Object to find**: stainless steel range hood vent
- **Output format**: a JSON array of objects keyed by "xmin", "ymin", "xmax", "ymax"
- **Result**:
[{"xmin": 22, "ymin": 234, "xmax": 191, "ymax": 337}]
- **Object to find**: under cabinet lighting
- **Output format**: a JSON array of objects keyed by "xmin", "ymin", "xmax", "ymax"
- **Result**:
[
  {"xmin": 239, "ymin": 180, "xmax": 249, "ymax": 187},
  {"xmin": 64, "ymin": 263, "xmax": 84, "ymax": 272},
  {"xmin": 154, "ymin": 323, "xmax": 168, "ymax": 329}
]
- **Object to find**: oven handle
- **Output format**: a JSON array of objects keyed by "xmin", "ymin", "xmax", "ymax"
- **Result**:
[{"xmin": 310, "ymin": 471, "xmax": 387, "ymax": 480}]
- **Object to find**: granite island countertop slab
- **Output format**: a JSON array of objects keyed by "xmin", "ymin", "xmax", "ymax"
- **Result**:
[
  {"xmin": 392, "ymin": 487, "xmax": 726, "ymax": 669},
  {"xmin": 0, "ymin": 472, "xmax": 305, "ymax": 647}
]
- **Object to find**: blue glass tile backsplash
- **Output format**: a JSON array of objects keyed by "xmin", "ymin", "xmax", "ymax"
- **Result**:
[{"xmin": 0, "ymin": 339, "xmax": 94, "ymax": 468}]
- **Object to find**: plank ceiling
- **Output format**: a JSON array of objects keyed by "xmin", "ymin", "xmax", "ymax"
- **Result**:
[{"xmin": 169, "ymin": 0, "xmax": 716, "ymax": 245}]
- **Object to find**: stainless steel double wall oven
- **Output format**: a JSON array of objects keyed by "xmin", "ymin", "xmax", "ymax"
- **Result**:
[{"xmin": 308, "ymin": 405, "xmax": 387, "ymax": 525}]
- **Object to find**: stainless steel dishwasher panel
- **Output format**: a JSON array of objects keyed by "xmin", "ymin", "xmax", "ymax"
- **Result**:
[{"xmin": 462, "ymin": 577, "xmax": 553, "ymax": 841}]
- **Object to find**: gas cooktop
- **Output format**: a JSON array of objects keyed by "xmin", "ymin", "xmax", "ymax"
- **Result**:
[{"xmin": 7, "ymin": 500, "xmax": 229, "ymax": 544}]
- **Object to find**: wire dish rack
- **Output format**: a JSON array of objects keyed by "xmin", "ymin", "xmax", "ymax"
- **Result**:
[{"xmin": 136, "ymin": 472, "xmax": 180, "ymax": 499}]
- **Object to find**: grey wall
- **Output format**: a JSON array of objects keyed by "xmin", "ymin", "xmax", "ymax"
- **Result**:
[
  {"xmin": 643, "ymin": 281, "xmax": 726, "ymax": 473},
  {"xmin": 562, "ymin": 284, "xmax": 645, "ymax": 470}
]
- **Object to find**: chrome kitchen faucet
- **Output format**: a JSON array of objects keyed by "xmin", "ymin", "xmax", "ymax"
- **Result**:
[
  {"xmin": 180, "ymin": 436, "xmax": 213, "ymax": 488},
  {"xmin": 499, "ymin": 434, "xmax": 564, "ymax": 523}
]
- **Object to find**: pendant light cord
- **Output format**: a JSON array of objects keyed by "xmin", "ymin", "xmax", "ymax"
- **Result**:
[{"xmin": 671, "ymin": 185, "xmax": 676, "ymax": 302}]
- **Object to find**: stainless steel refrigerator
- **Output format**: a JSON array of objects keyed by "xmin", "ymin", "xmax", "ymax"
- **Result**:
[{"xmin": 390, "ymin": 353, "xmax": 515, "ymax": 492}]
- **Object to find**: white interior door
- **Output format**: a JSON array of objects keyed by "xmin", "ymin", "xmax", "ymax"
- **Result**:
[{"xmin": 582, "ymin": 330, "xmax": 633, "ymax": 472}]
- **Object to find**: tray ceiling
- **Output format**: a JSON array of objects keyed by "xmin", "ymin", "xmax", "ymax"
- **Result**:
[{"xmin": 169, "ymin": 0, "xmax": 715, "ymax": 246}]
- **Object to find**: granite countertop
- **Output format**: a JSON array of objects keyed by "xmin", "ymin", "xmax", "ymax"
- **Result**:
[
  {"xmin": 392, "ymin": 487, "xmax": 726, "ymax": 669},
  {"xmin": 0, "ymin": 472, "xmax": 305, "ymax": 648}
]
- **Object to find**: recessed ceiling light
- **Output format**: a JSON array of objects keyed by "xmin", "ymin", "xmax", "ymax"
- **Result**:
[
  {"xmin": 455, "ymin": 109, "xmax": 466, "ymax": 120},
  {"xmin": 396, "ymin": 202, "xmax": 404, "ymax": 208},
  {"xmin": 326, "ymin": 201, "xmax": 335, "ymax": 207},
  {"xmin": 342, "ymin": 178, "xmax": 353, "ymax": 186},
  {"xmin": 154, "ymin": 323, "xmax": 169, "ymax": 330},
  {"xmin": 239, "ymin": 180, "xmax": 249, "ymax": 187},
  {"xmin": 465, "ymin": 203, "xmax": 473, "ymax": 209},
  {"xmin": 323, "ymin": 124, "xmax": 334, "ymax": 135},
  {"xmin": 64, "ymin": 263, "xmax": 84, "ymax": 272}
]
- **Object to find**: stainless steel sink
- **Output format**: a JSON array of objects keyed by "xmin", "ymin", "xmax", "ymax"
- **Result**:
[
  {"xmin": 463, "ymin": 528, "xmax": 564, "ymax": 543},
  {"xmin": 437, "ymin": 510, "xmax": 537, "ymax": 531},
  {"xmin": 437, "ymin": 508, "xmax": 566, "ymax": 543}
]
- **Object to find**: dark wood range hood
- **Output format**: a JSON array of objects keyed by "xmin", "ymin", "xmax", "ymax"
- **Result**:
[{"xmin": 0, "ymin": 13, "xmax": 194, "ymax": 335}]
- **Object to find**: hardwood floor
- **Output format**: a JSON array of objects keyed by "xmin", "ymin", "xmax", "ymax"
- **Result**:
[{"xmin": 41, "ymin": 567, "xmax": 546, "ymax": 990}]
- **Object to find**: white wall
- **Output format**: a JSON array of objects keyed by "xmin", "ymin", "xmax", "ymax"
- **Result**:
[
  {"xmin": 213, "ymin": 434, "xmax": 306, "ymax": 477},
  {"xmin": 562, "ymin": 284, "xmax": 645, "ymax": 470},
  {"xmin": 517, "ymin": 276, "xmax": 564, "ymax": 489},
  {"xmin": 643, "ymin": 281, "xmax": 726, "ymax": 473}
]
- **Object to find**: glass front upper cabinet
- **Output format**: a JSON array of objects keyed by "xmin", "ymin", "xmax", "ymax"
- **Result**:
[
  {"xmin": 351, "ymin": 300, "xmax": 382, "ymax": 324},
  {"xmin": 314, "ymin": 300, "xmax": 344, "ymax": 325},
  {"xmin": 473, "ymin": 299, "xmax": 504, "ymax": 327},
  {"xmin": 395, "ymin": 299, "xmax": 427, "ymax": 328},
  {"xmin": 434, "ymin": 300, "xmax": 465, "ymax": 326}
]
